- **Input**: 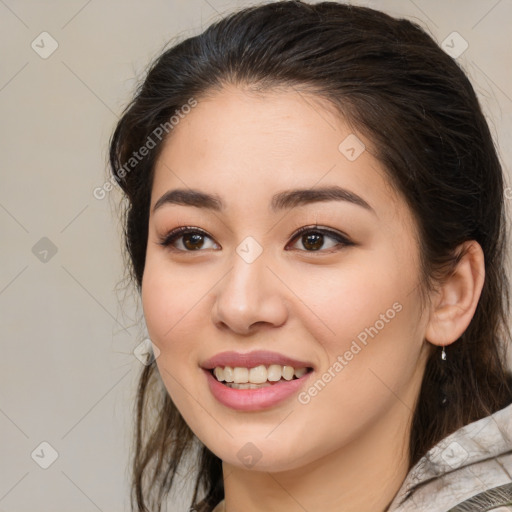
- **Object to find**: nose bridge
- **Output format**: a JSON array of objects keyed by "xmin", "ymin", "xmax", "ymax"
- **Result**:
[{"xmin": 212, "ymin": 241, "xmax": 288, "ymax": 333}]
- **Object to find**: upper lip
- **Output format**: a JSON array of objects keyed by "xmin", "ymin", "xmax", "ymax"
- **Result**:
[{"xmin": 201, "ymin": 350, "xmax": 314, "ymax": 370}]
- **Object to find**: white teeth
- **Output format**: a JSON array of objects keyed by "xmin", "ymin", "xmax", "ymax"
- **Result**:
[
  {"xmin": 282, "ymin": 365, "xmax": 294, "ymax": 381},
  {"xmin": 294, "ymin": 367, "xmax": 307, "ymax": 378},
  {"xmin": 233, "ymin": 367, "xmax": 249, "ymax": 383},
  {"xmin": 267, "ymin": 364, "xmax": 282, "ymax": 382},
  {"xmin": 223, "ymin": 366, "xmax": 234, "ymax": 382},
  {"xmin": 213, "ymin": 367, "xmax": 224, "ymax": 381},
  {"xmin": 211, "ymin": 364, "xmax": 310, "ymax": 384},
  {"xmin": 225, "ymin": 382, "xmax": 272, "ymax": 389},
  {"xmin": 248, "ymin": 365, "xmax": 268, "ymax": 384}
]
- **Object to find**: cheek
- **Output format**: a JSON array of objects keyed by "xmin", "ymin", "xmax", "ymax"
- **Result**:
[
  {"xmin": 141, "ymin": 255, "xmax": 206, "ymax": 345},
  {"xmin": 285, "ymin": 265, "xmax": 424, "ymax": 457},
  {"xmin": 140, "ymin": 254, "xmax": 224, "ymax": 386},
  {"xmin": 290, "ymin": 258, "xmax": 407, "ymax": 349},
  {"xmin": 141, "ymin": 258, "xmax": 209, "ymax": 411},
  {"xmin": 288, "ymin": 245, "xmax": 424, "ymax": 391}
]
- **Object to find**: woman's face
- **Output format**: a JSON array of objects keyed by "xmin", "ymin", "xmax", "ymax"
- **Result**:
[{"xmin": 142, "ymin": 85, "xmax": 431, "ymax": 472}]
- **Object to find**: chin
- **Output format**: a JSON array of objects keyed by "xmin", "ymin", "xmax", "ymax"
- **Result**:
[{"xmin": 205, "ymin": 436, "xmax": 313, "ymax": 473}]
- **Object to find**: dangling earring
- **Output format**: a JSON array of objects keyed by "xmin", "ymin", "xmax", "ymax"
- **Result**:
[{"xmin": 439, "ymin": 345, "xmax": 449, "ymax": 407}]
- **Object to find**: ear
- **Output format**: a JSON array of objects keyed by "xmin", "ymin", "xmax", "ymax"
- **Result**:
[{"xmin": 425, "ymin": 240, "xmax": 485, "ymax": 347}]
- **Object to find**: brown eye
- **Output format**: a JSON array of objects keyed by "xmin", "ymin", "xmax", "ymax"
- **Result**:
[
  {"xmin": 287, "ymin": 226, "xmax": 352, "ymax": 252},
  {"xmin": 158, "ymin": 227, "xmax": 220, "ymax": 252},
  {"xmin": 301, "ymin": 232, "xmax": 324, "ymax": 251},
  {"xmin": 183, "ymin": 233, "xmax": 206, "ymax": 250}
]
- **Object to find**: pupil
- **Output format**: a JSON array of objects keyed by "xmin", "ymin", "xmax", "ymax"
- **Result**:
[
  {"xmin": 303, "ymin": 233, "xmax": 323, "ymax": 251},
  {"xmin": 184, "ymin": 233, "xmax": 204, "ymax": 250}
]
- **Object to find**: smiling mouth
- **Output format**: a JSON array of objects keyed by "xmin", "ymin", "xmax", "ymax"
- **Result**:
[{"xmin": 209, "ymin": 364, "xmax": 314, "ymax": 389}]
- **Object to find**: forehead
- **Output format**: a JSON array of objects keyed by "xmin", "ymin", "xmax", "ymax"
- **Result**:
[{"xmin": 151, "ymin": 85, "xmax": 403, "ymax": 221}]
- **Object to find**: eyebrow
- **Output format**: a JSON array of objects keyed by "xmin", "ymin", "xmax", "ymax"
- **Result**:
[{"xmin": 152, "ymin": 186, "xmax": 376, "ymax": 215}]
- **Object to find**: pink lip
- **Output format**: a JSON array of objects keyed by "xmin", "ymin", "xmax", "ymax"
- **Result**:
[
  {"xmin": 200, "ymin": 350, "xmax": 314, "ymax": 370},
  {"xmin": 203, "ymin": 368, "xmax": 314, "ymax": 411}
]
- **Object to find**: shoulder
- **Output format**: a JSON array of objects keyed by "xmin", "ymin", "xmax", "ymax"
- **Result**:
[
  {"xmin": 445, "ymin": 482, "xmax": 512, "ymax": 511},
  {"xmin": 387, "ymin": 402, "xmax": 512, "ymax": 512}
]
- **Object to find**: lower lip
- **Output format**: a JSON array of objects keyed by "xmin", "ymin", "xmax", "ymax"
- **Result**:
[{"xmin": 203, "ymin": 368, "xmax": 313, "ymax": 411}]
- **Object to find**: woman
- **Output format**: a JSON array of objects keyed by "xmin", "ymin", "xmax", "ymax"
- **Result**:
[{"xmin": 108, "ymin": 2, "xmax": 512, "ymax": 511}]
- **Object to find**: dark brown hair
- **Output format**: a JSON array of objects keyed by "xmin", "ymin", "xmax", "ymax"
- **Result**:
[{"xmin": 108, "ymin": 2, "xmax": 512, "ymax": 510}]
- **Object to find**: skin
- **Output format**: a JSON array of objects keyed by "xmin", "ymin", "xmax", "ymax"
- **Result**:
[{"xmin": 141, "ymin": 85, "xmax": 485, "ymax": 511}]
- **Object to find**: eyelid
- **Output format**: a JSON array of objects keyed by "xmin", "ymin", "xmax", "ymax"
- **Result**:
[
  {"xmin": 157, "ymin": 224, "xmax": 353, "ymax": 252},
  {"xmin": 286, "ymin": 225, "xmax": 353, "ymax": 251},
  {"xmin": 157, "ymin": 226, "xmax": 220, "ymax": 250}
]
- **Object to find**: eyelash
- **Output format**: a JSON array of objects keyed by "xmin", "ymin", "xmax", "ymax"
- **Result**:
[{"xmin": 157, "ymin": 225, "xmax": 353, "ymax": 253}]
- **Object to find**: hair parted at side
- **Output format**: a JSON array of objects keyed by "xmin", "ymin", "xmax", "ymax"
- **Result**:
[{"xmin": 108, "ymin": 1, "xmax": 512, "ymax": 510}]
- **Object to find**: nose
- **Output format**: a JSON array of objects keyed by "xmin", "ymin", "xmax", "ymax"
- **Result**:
[{"xmin": 211, "ymin": 249, "xmax": 289, "ymax": 335}]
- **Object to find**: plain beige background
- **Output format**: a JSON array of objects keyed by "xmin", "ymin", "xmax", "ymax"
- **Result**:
[{"xmin": 1, "ymin": 1, "xmax": 511, "ymax": 511}]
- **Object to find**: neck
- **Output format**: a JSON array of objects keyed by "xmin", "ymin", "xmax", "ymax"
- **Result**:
[{"xmin": 221, "ymin": 396, "xmax": 414, "ymax": 512}]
